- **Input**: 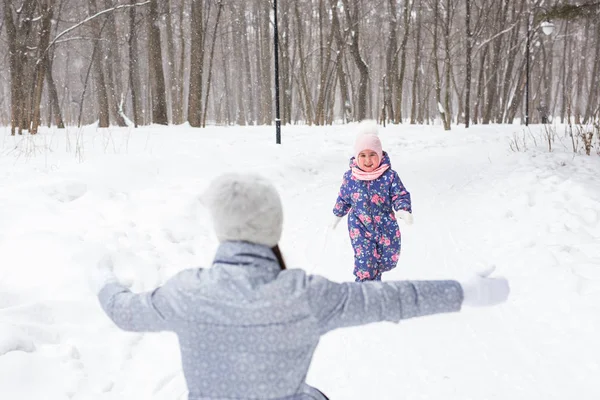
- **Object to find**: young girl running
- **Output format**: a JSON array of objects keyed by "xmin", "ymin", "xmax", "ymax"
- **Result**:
[{"xmin": 332, "ymin": 120, "xmax": 413, "ymax": 281}]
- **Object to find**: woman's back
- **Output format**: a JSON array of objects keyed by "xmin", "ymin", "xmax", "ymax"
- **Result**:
[
  {"xmin": 98, "ymin": 241, "xmax": 464, "ymax": 399},
  {"xmin": 170, "ymin": 243, "xmax": 322, "ymax": 399}
]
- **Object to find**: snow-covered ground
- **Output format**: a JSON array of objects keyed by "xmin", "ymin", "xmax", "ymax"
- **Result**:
[{"xmin": 1, "ymin": 123, "xmax": 599, "ymax": 400}]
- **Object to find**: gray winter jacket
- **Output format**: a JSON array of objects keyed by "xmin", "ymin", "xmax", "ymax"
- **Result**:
[{"xmin": 98, "ymin": 241, "xmax": 463, "ymax": 400}]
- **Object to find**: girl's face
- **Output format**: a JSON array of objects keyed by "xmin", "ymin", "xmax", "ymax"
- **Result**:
[{"xmin": 357, "ymin": 150, "xmax": 380, "ymax": 172}]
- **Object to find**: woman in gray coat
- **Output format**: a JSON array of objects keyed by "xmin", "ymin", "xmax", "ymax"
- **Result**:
[{"xmin": 91, "ymin": 173, "xmax": 509, "ymax": 400}]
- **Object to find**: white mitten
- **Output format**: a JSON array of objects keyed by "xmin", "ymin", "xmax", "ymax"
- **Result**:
[
  {"xmin": 460, "ymin": 266, "xmax": 510, "ymax": 307},
  {"xmin": 88, "ymin": 253, "xmax": 118, "ymax": 294},
  {"xmin": 331, "ymin": 216, "xmax": 343, "ymax": 230},
  {"xmin": 395, "ymin": 209, "xmax": 413, "ymax": 225}
]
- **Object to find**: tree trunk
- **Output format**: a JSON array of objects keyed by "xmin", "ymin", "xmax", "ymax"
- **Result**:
[
  {"xmin": 314, "ymin": 0, "xmax": 334, "ymax": 126},
  {"xmin": 202, "ymin": 1, "xmax": 223, "ymax": 127},
  {"xmin": 259, "ymin": 0, "xmax": 272, "ymax": 125},
  {"xmin": 584, "ymin": 21, "xmax": 600, "ymax": 123},
  {"xmin": 231, "ymin": 5, "xmax": 246, "ymax": 125},
  {"xmin": 341, "ymin": 0, "xmax": 369, "ymax": 121},
  {"xmin": 45, "ymin": 57, "xmax": 65, "ymax": 128},
  {"xmin": 432, "ymin": 0, "xmax": 447, "ymax": 128},
  {"xmin": 220, "ymin": 28, "xmax": 232, "ymax": 125},
  {"xmin": 560, "ymin": 21, "xmax": 571, "ymax": 123},
  {"xmin": 505, "ymin": 51, "xmax": 528, "ymax": 123},
  {"xmin": 329, "ymin": 0, "xmax": 352, "ymax": 122},
  {"xmin": 4, "ymin": 0, "xmax": 19, "ymax": 134},
  {"xmin": 482, "ymin": 1, "xmax": 507, "ymax": 124},
  {"xmin": 294, "ymin": 2, "xmax": 314, "ymax": 125},
  {"xmin": 465, "ymin": 0, "xmax": 472, "ymax": 127},
  {"xmin": 178, "ymin": 1, "xmax": 186, "ymax": 122},
  {"xmin": 395, "ymin": 0, "xmax": 412, "ymax": 124},
  {"xmin": 574, "ymin": 20, "xmax": 590, "ymax": 124},
  {"xmin": 498, "ymin": 1, "xmax": 523, "ymax": 123},
  {"xmin": 541, "ymin": 35, "xmax": 555, "ymax": 121},
  {"xmin": 164, "ymin": 0, "xmax": 182, "ymax": 124},
  {"xmin": 4, "ymin": 0, "xmax": 37, "ymax": 135},
  {"xmin": 239, "ymin": 4, "xmax": 255, "ymax": 124},
  {"xmin": 279, "ymin": 1, "xmax": 292, "ymax": 125},
  {"xmin": 385, "ymin": 0, "xmax": 398, "ymax": 123},
  {"xmin": 253, "ymin": 6, "xmax": 264, "ymax": 124},
  {"xmin": 473, "ymin": 46, "xmax": 488, "ymax": 124},
  {"xmin": 18, "ymin": 2, "xmax": 37, "ymax": 135},
  {"xmin": 128, "ymin": 0, "xmax": 142, "ymax": 127},
  {"xmin": 188, "ymin": 0, "xmax": 204, "ymax": 127},
  {"xmin": 410, "ymin": 0, "xmax": 423, "ymax": 124},
  {"xmin": 147, "ymin": 0, "xmax": 168, "ymax": 125},
  {"xmin": 30, "ymin": 0, "xmax": 55, "ymax": 134},
  {"xmin": 102, "ymin": 0, "xmax": 126, "ymax": 126},
  {"xmin": 88, "ymin": 0, "xmax": 110, "ymax": 128},
  {"xmin": 442, "ymin": 0, "xmax": 452, "ymax": 130}
]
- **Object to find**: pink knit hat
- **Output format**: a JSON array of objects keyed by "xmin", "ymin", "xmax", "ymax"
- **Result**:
[{"xmin": 354, "ymin": 120, "xmax": 383, "ymax": 162}]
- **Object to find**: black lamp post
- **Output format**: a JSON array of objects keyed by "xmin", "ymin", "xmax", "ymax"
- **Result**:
[
  {"xmin": 525, "ymin": 16, "xmax": 554, "ymax": 126},
  {"xmin": 273, "ymin": 0, "xmax": 281, "ymax": 144}
]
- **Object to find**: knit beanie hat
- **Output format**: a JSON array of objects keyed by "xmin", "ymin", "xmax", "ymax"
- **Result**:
[
  {"xmin": 202, "ymin": 173, "xmax": 283, "ymax": 247},
  {"xmin": 354, "ymin": 120, "xmax": 383, "ymax": 163}
]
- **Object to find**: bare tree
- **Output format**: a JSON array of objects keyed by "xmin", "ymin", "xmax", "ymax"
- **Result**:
[
  {"xmin": 584, "ymin": 20, "xmax": 600, "ymax": 123},
  {"xmin": 164, "ymin": 0, "xmax": 182, "ymax": 124},
  {"xmin": 497, "ymin": 0, "xmax": 523, "ymax": 123},
  {"xmin": 329, "ymin": 0, "xmax": 352, "ymax": 122},
  {"xmin": 188, "ymin": 0, "xmax": 204, "ymax": 127},
  {"xmin": 314, "ymin": 0, "xmax": 334, "ymax": 126},
  {"xmin": 88, "ymin": 0, "xmax": 110, "ymax": 127},
  {"xmin": 202, "ymin": 0, "xmax": 223, "ymax": 127},
  {"xmin": 103, "ymin": 0, "xmax": 127, "ymax": 126},
  {"xmin": 178, "ymin": 0, "xmax": 186, "ymax": 123},
  {"xmin": 4, "ymin": 0, "xmax": 37, "ymax": 134},
  {"xmin": 394, "ymin": 0, "xmax": 412, "ymax": 124},
  {"xmin": 294, "ymin": 1, "xmax": 314, "ymax": 125},
  {"xmin": 385, "ymin": 0, "xmax": 398, "ymax": 123},
  {"xmin": 258, "ymin": 0, "xmax": 272, "ymax": 125},
  {"xmin": 442, "ymin": 0, "xmax": 453, "ymax": 130},
  {"xmin": 230, "ymin": 4, "xmax": 246, "ymax": 125},
  {"xmin": 240, "ymin": 3, "xmax": 255, "ymax": 124},
  {"xmin": 410, "ymin": 0, "xmax": 423, "ymax": 125},
  {"xmin": 30, "ymin": 0, "xmax": 55, "ymax": 134},
  {"xmin": 559, "ymin": 20, "xmax": 571, "ymax": 123},
  {"xmin": 341, "ymin": 0, "xmax": 369, "ymax": 121},
  {"xmin": 146, "ymin": 0, "xmax": 168, "ymax": 125},
  {"xmin": 432, "ymin": 0, "xmax": 450, "ymax": 130},
  {"xmin": 465, "ymin": 0, "xmax": 472, "ymax": 127},
  {"xmin": 128, "ymin": 0, "xmax": 142, "ymax": 127},
  {"xmin": 482, "ymin": 1, "xmax": 508, "ymax": 124},
  {"xmin": 42, "ymin": 0, "xmax": 66, "ymax": 129},
  {"xmin": 2, "ymin": 0, "xmax": 600, "ymax": 132},
  {"xmin": 278, "ymin": 0, "xmax": 293, "ymax": 125}
]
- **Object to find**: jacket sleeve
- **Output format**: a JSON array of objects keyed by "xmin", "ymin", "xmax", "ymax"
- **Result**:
[
  {"xmin": 307, "ymin": 275, "xmax": 463, "ymax": 335},
  {"xmin": 333, "ymin": 172, "xmax": 353, "ymax": 217},
  {"xmin": 97, "ymin": 270, "xmax": 194, "ymax": 332},
  {"xmin": 390, "ymin": 170, "xmax": 411, "ymax": 212}
]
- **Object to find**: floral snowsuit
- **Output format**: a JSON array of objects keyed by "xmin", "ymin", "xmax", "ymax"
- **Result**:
[{"xmin": 333, "ymin": 152, "xmax": 411, "ymax": 281}]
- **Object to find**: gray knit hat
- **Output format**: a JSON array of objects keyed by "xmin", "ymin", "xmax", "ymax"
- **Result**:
[{"xmin": 202, "ymin": 173, "xmax": 283, "ymax": 247}]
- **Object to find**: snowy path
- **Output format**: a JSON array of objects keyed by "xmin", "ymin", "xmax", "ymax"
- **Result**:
[{"xmin": 1, "ymin": 124, "xmax": 599, "ymax": 399}]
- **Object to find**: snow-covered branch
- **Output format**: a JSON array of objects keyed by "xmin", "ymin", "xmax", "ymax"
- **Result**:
[
  {"xmin": 473, "ymin": 20, "xmax": 521, "ymax": 57},
  {"xmin": 41, "ymin": 1, "xmax": 150, "ymax": 58}
]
